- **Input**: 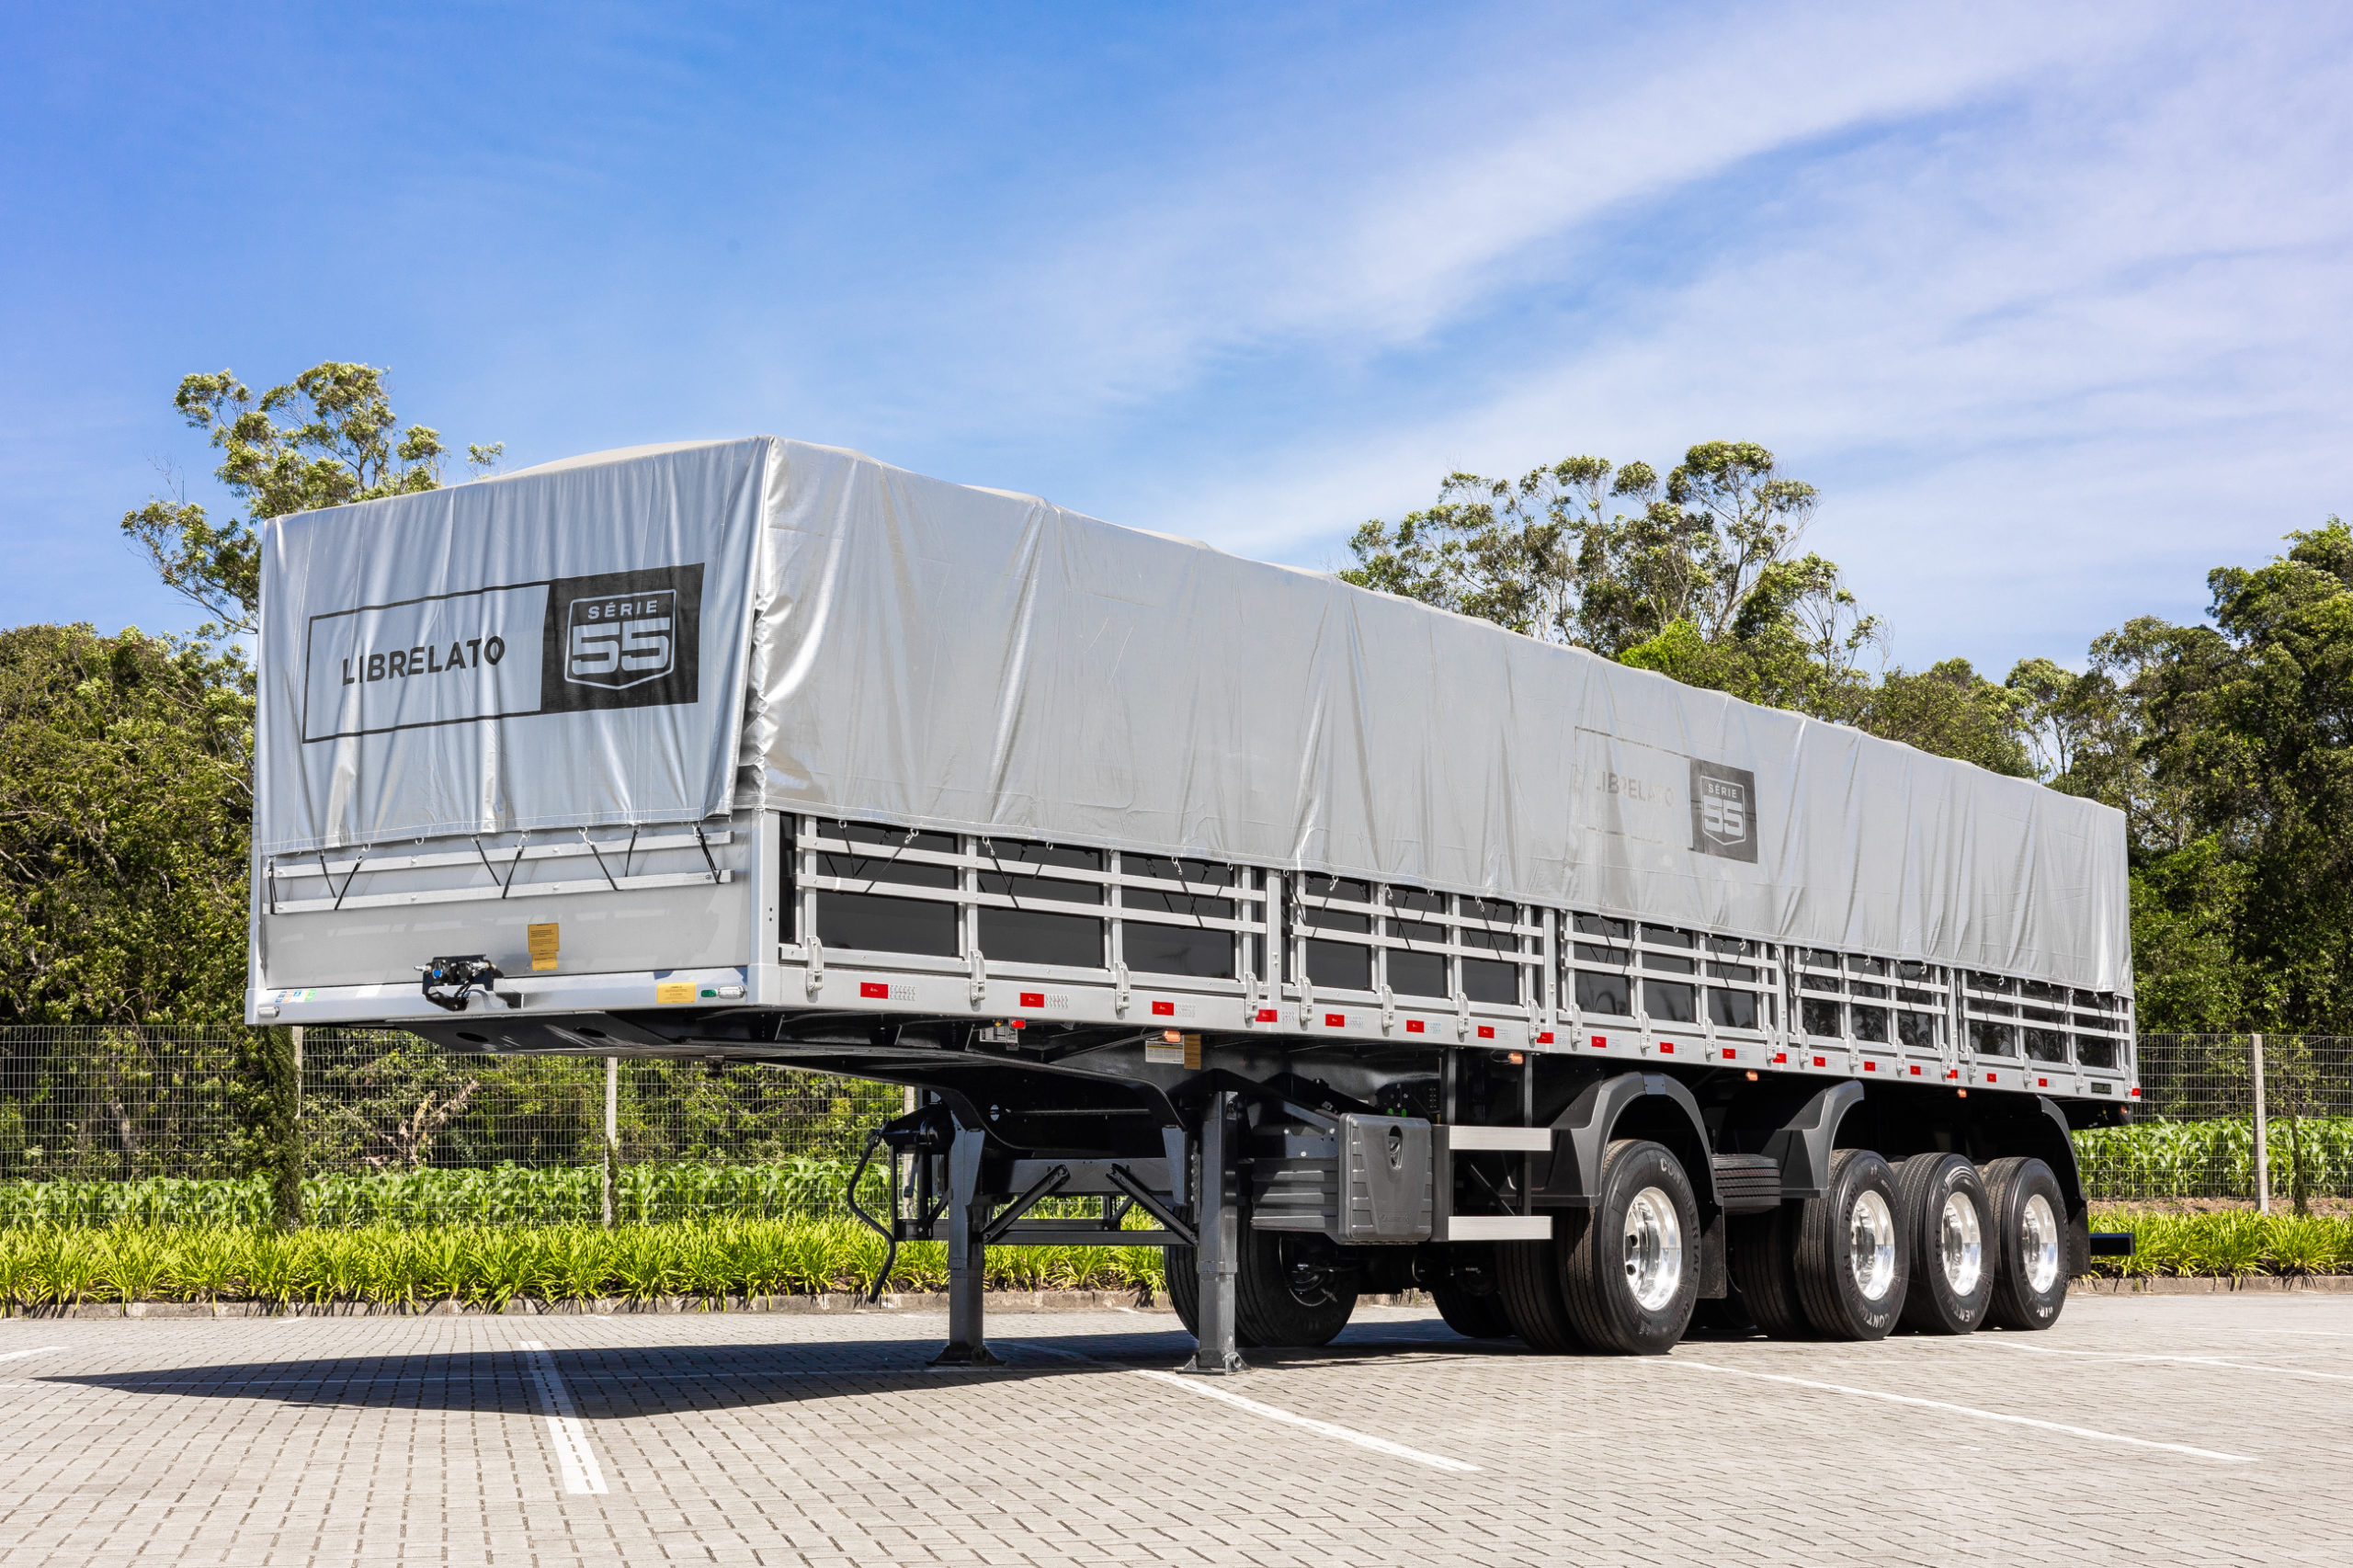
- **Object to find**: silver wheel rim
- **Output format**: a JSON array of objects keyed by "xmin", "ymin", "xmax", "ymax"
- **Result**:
[
  {"xmin": 1622, "ymin": 1186, "xmax": 1683, "ymax": 1312},
  {"xmin": 2019, "ymin": 1193, "xmax": 2061, "ymax": 1293},
  {"xmin": 1847, "ymin": 1188, "xmax": 1897, "ymax": 1301},
  {"xmin": 1939, "ymin": 1190, "xmax": 1984, "ymax": 1296}
]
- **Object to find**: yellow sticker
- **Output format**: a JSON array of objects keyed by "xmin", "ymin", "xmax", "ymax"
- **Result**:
[
  {"xmin": 527, "ymin": 923, "xmax": 560, "ymax": 971},
  {"xmin": 655, "ymin": 981, "xmax": 696, "ymax": 1005}
]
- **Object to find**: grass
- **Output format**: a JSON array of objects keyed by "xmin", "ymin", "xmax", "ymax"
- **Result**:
[
  {"xmin": 0, "ymin": 1219, "xmax": 1168, "ymax": 1311},
  {"xmin": 2086, "ymin": 1206, "xmax": 2353, "ymax": 1278}
]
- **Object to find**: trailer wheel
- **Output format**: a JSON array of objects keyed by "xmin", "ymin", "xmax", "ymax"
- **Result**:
[
  {"xmin": 1893, "ymin": 1153, "xmax": 1993, "ymax": 1335},
  {"xmin": 1981, "ymin": 1156, "xmax": 2069, "ymax": 1331},
  {"xmin": 1234, "ymin": 1230, "xmax": 1358, "ymax": 1347},
  {"xmin": 1555, "ymin": 1139, "xmax": 1700, "ymax": 1355},
  {"xmin": 1691, "ymin": 1283, "xmax": 1757, "ymax": 1336},
  {"xmin": 1163, "ymin": 1244, "xmax": 1204, "ymax": 1336},
  {"xmin": 1495, "ymin": 1234, "xmax": 1585, "ymax": 1353},
  {"xmin": 1430, "ymin": 1247, "xmax": 1516, "ymax": 1339},
  {"xmin": 1728, "ymin": 1203, "xmax": 1811, "ymax": 1339},
  {"xmin": 1794, "ymin": 1149, "xmax": 1907, "ymax": 1340}
]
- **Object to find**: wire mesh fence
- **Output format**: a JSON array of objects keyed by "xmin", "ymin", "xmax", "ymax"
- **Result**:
[
  {"xmin": 2079, "ymin": 1033, "xmax": 2353, "ymax": 1204},
  {"xmin": 0, "ymin": 1026, "xmax": 2346, "ymax": 1218},
  {"xmin": 0, "ymin": 1027, "xmax": 902, "ymax": 1224}
]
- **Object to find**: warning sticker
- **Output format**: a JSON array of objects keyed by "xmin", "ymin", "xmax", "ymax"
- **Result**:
[
  {"xmin": 655, "ymin": 981, "xmax": 696, "ymax": 1005},
  {"xmin": 527, "ymin": 923, "xmax": 560, "ymax": 971}
]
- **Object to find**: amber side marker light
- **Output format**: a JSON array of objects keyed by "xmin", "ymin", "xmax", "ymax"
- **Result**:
[{"xmin": 1745, "ymin": 1071, "xmax": 1758, "ymax": 1081}]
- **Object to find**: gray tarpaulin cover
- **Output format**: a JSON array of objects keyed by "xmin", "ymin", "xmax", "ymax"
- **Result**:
[{"xmin": 257, "ymin": 437, "xmax": 2131, "ymax": 994}]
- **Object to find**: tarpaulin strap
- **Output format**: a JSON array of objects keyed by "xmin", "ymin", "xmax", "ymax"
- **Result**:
[
  {"xmin": 321, "ymin": 849, "xmax": 364, "ymax": 913},
  {"xmin": 694, "ymin": 824, "xmax": 719, "ymax": 883},
  {"xmin": 582, "ymin": 830, "xmax": 620, "ymax": 893}
]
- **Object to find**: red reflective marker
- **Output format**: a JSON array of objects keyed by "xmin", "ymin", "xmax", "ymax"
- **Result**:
[
  {"xmin": 1151, "ymin": 1000, "xmax": 1175, "ymax": 1017},
  {"xmin": 1019, "ymin": 992, "xmax": 1044, "ymax": 1008},
  {"xmin": 1476, "ymin": 1025, "xmax": 1495, "ymax": 1040},
  {"xmin": 1405, "ymin": 1019, "xmax": 1425, "ymax": 1034},
  {"xmin": 859, "ymin": 982, "xmax": 890, "ymax": 999}
]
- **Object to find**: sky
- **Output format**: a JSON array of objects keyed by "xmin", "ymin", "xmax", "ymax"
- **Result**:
[{"xmin": 5, "ymin": 1, "xmax": 2351, "ymax": 676}]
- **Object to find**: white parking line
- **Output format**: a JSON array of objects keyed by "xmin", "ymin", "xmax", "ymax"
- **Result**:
[
  {"xmin": 1979, "ymin": 1339, "xmax": 2353, "ymax": 1382},
  {"xmin": 1132, "ymin": 1369, "xmax": 1480, "ymax": 1473},
  {"xmin": 1669, "ymin": 1359, "xmax": 2256, "ymax": 1462},
  {"xmin": 516, "ymin": 1341, "xmax": 609, "ymax": 1495}
]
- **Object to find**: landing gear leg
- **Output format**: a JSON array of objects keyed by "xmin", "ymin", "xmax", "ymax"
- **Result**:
[
  {"xmin": 1185, "ymin": 1090, "xmax": 1246, "ymax": 1375},
  {"xmin": 931, "ymin": 1122, "xmax": 1001, "ymax": 1366}
]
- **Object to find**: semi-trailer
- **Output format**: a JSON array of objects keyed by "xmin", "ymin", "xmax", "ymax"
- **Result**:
[{"xmin": 248, "ymin": 437, "xmax": 2135, "ymax": 1368}]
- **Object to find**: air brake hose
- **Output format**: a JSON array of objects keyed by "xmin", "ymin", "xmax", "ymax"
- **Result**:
[{"xmin": 844, "ymin": 1130, "xmax": 899, "ymax": 1303}]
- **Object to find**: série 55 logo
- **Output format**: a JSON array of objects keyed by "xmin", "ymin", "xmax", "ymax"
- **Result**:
[
  {"xmin": 565, "ymin": 587, "xmax": 676, "ymax": 688},
  {"xmin": 1688, "ymin": 759, "xmax": 1759, "ymax": 863}
]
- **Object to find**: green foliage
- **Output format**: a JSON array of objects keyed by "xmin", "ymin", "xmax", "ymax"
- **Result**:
[
  {"xmin": 0, "ymin": 1158, "xmax": 882, "ymax": 1229},
  {"xmin": 2075, "ymin": 1117, "xmax": 2353, "ymax": 1200},
  {"xmin": 0, "ymin": 1220, "xmax": 1165, "ymax": 1309},
  {"xmin": 0, "ymin": 628, "xmax": 253, "ymax": 1024},
  {"xmin": 2127, "ymin": 520, "xmax": 2353, "ymax": 1031},
  {"xmin": 1853, "ymin": 659, "xmax": 2034, "ymax": 778},
  {"xmin": 1342, "ymin": 444, "xmax": 1881, "ymax": 722},
  {"xmin": 2087, "ymin": 1208, "xmax": 2353, "ymax": 1278},
  {"xmin": 2126, "ymin": 845, "xmax": 2262, "ymax": 1033},
  {"xmin": 119, "ymin": 363, "xmax": 500, "ymax": 639}
]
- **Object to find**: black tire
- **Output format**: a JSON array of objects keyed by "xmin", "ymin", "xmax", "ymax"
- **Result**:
[
  {"xmin": 1893, "ymin": 1154, "xmax": 1994, "ymax": 1335},
  {"xmin": 1164, "ymin": 1244, "xmax": 1202, "ymax": 1336},
  {"xmin": 1794, "ymin": 1149, "xmax": 1908, "ymax": 1340},
  {"xmin": 1494, "ymin": 1233, "xmax": 1585, "ymax": 1353},
  {"xmin": 1982, "ymin": 1156, "xmax": 2069, "ymax": 1331},
  {"xmin": 1430, "ymin": 1246, "xmax": 1516, "ymax": 1339},
  {"xmin": 1692, "ymin": 1284, "xmax": 1757, "ymax": 1336},
  {"xmin": 1233, "ymin": 1229, "xmax": 1358, "ymax": 1347},
  {"xmin": 1558, "ymin": 1139, "xmax": 1701, "ymax": 1355},
  {"xmin": 1728, "ymin": 1202, "xmax": 1811, "ymax": 1339}
]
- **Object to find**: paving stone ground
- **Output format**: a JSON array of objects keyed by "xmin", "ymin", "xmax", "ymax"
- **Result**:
[{"xmin": 0, "ymin": 1292, "xmax": 2345, "ymax": 1565}]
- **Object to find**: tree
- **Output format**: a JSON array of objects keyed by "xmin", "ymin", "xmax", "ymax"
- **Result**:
[
  {"xmin": 1855, "ymin": 659, "xmax": 2033, "ymax": 777},
  {"xmin": 2125, "ymin": 519, "xmax": 2353, "ymax": 1031},
  {"xmin": 120, "ymin": 362, "xmax": 501, "ymax": 638},
  {"xmin": 0, "ymin": 624, "xmax": 253, "ymax": 1023},
  {"xmin": 1345, "ymin": 442, "xmax": 1882, "ymax": 722}
]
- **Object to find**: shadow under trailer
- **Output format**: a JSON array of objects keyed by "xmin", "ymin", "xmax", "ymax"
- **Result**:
[{"xmin": 249, "ymin": 437, "xmax": 2136, "ymax": 1368}]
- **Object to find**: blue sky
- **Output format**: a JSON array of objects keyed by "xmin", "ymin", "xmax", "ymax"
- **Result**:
[{"xmin": 6, "ymin": 2, "xmax": 2350, "ymax": 676}]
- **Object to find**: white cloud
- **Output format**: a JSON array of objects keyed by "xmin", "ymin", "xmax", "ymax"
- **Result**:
[
  {"xmin": 867, "ymin": 0, "xmax": 2169, "ymax": 426},
  {"xmin": 1103, "ymin": 12, "xmax": 2353, "ymax": 674}
]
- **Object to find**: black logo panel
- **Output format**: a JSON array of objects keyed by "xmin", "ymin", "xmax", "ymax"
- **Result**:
[
  {"xmin": 537, "ymin": 564, "xmax": 703, "ymax": 713},
  {"xmin": 1689, "ymin": 759, "xmax": 1759, "ymax": 863}
]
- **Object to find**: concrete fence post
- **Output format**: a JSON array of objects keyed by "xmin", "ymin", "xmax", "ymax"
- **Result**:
[
  {"xmin": 265, "ymin": 1025, "xmax": 303, "ymax": 1231},
  {"xmin": 2251, "ymin": 1032, "xmax": 2269, "ymax": 1214},
  {"xmin": 603, "ymin": 1056, "xmax": 620, "ymax": 1228}
]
